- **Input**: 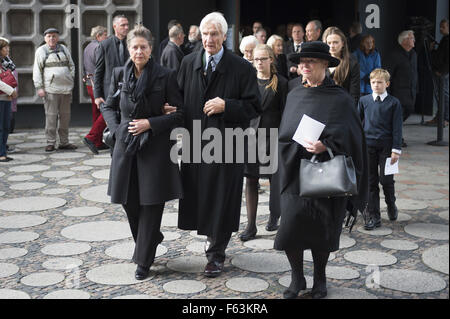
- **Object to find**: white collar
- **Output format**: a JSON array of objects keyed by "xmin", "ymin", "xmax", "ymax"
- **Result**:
[
  {"xmin": 372, "ymin": 91, "xmax": 388, "ymax": 102},
  {"xmin": 205, "ymin": 46, "xmax": 224, "ymax": 70}
]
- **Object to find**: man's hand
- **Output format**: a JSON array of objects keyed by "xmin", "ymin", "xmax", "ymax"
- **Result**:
[
  {"xmin": 95, "ymin": 97, "xmax": 105, "ymax": 109},
  {"xmin": 128, "ymin": 119, "xmax": 151, "ymax": 136},
  {"xmin": 391, "ymin": 152, "xmax": 400, "ymax": 165},
  {"xmin": 204, "ymin": 97, "xmax": 225, "ymax": 117},
  {"xmin": 37, "ymin": 89, "xmax": 46, "ymax": 98},
  {"xmin": 290, "ymin": 66, "xmax": 298, "ymax": 74},
  {"xmin": 162, "ymin": 103, "xmax": 177, "ymax": 115},
  {"xmin": 305, "ymin": 140, "xmax": 327, "ymax": 155}
]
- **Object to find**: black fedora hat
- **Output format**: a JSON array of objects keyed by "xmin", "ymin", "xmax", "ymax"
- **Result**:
[
  {"xmin": 288, "ymin": 41, "xmax": 340, "ymax": 67},
  {"xmin": 44, "ymin": 28, "xmax": 60, "ymax": 36}
]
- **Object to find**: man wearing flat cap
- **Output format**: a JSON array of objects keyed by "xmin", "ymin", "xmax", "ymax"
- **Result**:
[{"xmin": 33, "ymin": 28, "xmax": 77, "ymax": 152}]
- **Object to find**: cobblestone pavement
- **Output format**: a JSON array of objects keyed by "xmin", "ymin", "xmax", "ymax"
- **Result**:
[{"xmin": 0, "ymin": 115, "xmax": 448, "ymax": 299}]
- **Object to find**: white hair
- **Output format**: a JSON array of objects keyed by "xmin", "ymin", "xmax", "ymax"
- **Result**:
[
  {"xmin": 398, "ymin": 30, "xmax": 414, "ymax": 45},
  {"xmin": 199, "ymin": 12, "xmax": 228, "ymax": 36},
  {"xmin": 239, "ymin": 35, "xmax": 258, "ymax": 54}
]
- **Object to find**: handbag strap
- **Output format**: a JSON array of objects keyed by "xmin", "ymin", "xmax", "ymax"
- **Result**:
[{"xmin": 311, "ymin": 147, "xmax": 334, "ymax": 162}]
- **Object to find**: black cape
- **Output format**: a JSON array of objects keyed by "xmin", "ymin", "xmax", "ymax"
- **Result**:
[{"xmin": 274, "ymin": 77, "xmax": 368, "ymax": 252}]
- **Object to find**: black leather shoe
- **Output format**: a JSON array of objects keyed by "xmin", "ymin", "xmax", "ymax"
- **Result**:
[
  {"xmin": 204, "ymin": 261, "xmax": 224, "ymax": 278},
  {"xmin": 83, "ymin": 137, "xmax": 99, "ymax": 155},
  {"xmin": 387, "ymin": 204, "xmax": 398, "ymax": 221},
  {"xmin": 135, "ymin": 265, "xmax": 150, "ymax": 280},
  {"xmin": 239, "ymin": 228, "xmax": 257, "ymax": 242},
  {"xmin": 265, "ymin": 217, "xmax": 280, "ymax": 232},
  {"xmin": 364, "ymin": 217, "xmax": 381, "ymax": 230}
]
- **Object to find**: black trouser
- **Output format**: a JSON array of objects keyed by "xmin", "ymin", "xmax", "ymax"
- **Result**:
[
  {"xmin": 205, "ymin": 232, "xmax": 232, "ymax": 263},
  {"xmin": 368, "ymin": 145, "xmax": 396, "ymax": 219},
  {"xmin": 123, "ymin": 159, "xmax": 165, "ymax": 268}
]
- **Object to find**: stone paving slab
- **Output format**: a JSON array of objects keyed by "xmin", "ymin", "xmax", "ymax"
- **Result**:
[{"xmin": 0, "ymin": 119, "xmax": 448, "ymax": 299}]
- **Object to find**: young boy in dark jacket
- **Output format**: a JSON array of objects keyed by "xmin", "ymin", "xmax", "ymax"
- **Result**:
[{"xmin": 358, "ymin": 68, "xmax": 403, "ymax": 230}]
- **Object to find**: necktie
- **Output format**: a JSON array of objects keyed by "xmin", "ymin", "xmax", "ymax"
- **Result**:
[
  {"xmin": 206, "ymin": 56, "xmax": 214, "ymax": 84},
  {"xmin": 119, "ymin": 40, "xmax": 125, "ymax": 65},
  {"xmin": 296, "ymin": 44, "xmax": 301, "ymax": 53},
  {"xmin": 376, "ymin": 96, "xmax": 381, "ymax": 102}
]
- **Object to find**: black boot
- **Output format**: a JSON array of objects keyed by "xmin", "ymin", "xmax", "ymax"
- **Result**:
[
  {"xmin": 283, "ymin": 249, "xmax": 307, "ymax": 299},
  {"xmin": 311, "ymin": 250, "xmax": 329, "ymax": 299}
]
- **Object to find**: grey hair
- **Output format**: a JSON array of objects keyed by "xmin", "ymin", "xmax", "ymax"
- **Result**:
[
  {"xmin": 169, "ymin": 25, "xmax": 184, "ymax": 39},
  {"xmin": 199, "ymin": 12, "xmax": 228, "ymax": 36},
  {"xmin": 309, "ymin": 20, "xmax": 323, "ymax": 31},
  {"xmin": 398, "ymin": 30, "xmax": 414, "ymax": 45},
  {"xmin": 90, "ymin": 26, "xmax": 107, "ymax": 39},
  {"xmin": 239, "ymin": 35, "xmax": 258, "ymax": 54},
  {"xmin": 127, "ymin": 25, "xmax": 153, "ymax": 48}
]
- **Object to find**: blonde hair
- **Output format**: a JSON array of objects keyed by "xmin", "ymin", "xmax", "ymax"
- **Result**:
[
  {"xmin": 370, "ymin": 68, "xmax": 391, "ymax": 82},
  {"xmin": 266, "ymin": 35, "xmax": 283, "ymax": 51},
  {"xmin": 254, "ymin": 44, "xmax": 278, "ymax": 93},
  {"xmin": 322, "ymin": 26, "xmax": 350, "ymax": 87}
]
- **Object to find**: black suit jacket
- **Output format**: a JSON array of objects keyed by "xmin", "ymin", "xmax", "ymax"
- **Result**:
[
  {"xmin": 94, "ymin": 36, "xmax": 129, "ymax": 100},
  {"xmin": 160, "ymin": 41, "xmax": 184, "ymax": 72}
]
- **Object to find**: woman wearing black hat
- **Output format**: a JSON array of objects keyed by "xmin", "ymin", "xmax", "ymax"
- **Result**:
[{"xmin": 275, "ymin": 41, "xmax": 368, "ymax": 299}]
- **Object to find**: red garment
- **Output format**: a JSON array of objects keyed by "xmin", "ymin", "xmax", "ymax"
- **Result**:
[{"xmin": 85, "ymin": 85, "xmax": 106, "ymax": 147}]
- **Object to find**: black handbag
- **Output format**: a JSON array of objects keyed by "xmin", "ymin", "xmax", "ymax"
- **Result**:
[{"xmin": 299, "ymin": 147, "xmax": 358, "ymax": 198}]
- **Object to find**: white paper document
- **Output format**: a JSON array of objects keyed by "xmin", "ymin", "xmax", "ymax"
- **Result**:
[
  {"xmin": 292, "ymin": 114, "xmax": 326, "ymax": 148},
  {"xmin": 384, "ymin": 158, "xmax": 399, "ymax": 175}
]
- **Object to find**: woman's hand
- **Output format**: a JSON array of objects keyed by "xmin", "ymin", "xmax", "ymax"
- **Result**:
[
  {"xmin": 305, "ymin": 140, "xmax": 327, "ymax": 154},
  {"xmin": 128, "ymin": 119, "xmax": 151, "ymax": 136}
]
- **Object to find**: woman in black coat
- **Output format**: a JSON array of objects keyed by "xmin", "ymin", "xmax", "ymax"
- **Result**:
[
  {"xmin": 240, "ymin": 44, "xmax": 287, "ymax": 241},
  {"xmin": 102, "ymin": 25, "xmax": 183, "ymax": 280},
  {"xmin": 275, "ymin": 42, "xmax": 368, "ymax": 299},
  {"xmin": 323, "ymin": 27, "xmax": 360, "ymax": 106},
  {"xmin": 267, "ymin": 35, "xmax": 289, "ymax": 80}
]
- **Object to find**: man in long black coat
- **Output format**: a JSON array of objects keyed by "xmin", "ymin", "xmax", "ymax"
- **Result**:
[
  {"xmin": 176, "ymin": 12, "xmax": 261, "ymax": 278},
  {"xmin": 386, "ymin": 30, "xmax": 418, "ymax": 123}
]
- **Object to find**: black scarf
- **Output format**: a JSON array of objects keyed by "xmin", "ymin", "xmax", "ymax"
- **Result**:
[{"xmin": 122, "ymin": 59, "xmax": 154, "ymax": 156}]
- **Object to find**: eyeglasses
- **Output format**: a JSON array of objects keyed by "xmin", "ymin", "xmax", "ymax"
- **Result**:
[{"xmin": 254, "ymin": 57, "xmax": 270, "ymax": 62}]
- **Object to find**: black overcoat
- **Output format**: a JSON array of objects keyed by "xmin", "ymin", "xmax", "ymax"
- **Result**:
[
  {"xmin": 102, "ymin": 59, "xmax": 183, "ymax": 206},
  {"xmin": 177, "ymin": 48, "xmax": 261, "ymax": 236},
  {"xmin": 274, "ymin": 77, "xmax": 368, "ymax": 252},
  {"xmin": 386, "ymin": 45, "xmax": 418, "ymax": 108}
]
